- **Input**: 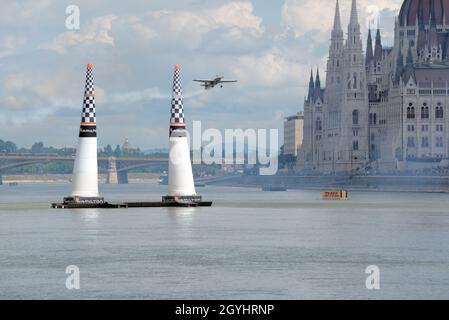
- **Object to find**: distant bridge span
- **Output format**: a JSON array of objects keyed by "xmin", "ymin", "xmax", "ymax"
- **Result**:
[
  {"xmin": 0, "ymin": 154, "xmax": 168, "ymax": 184},
  {"xmin": 0, "ymin": 160, "xmax": 50, "ymax": 171}
]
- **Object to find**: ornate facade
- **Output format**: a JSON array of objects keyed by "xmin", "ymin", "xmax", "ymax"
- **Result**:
[{"xmin": 298, "ymin": 0, "xmax": 449, "ymax": 174}]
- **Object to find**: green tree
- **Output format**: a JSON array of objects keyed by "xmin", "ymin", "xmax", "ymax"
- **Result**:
[
  {"xmin": 31, "ymin": 142, "xmax": 44, "ymax": 153},
  {"xmin": 104, "ymin": 144, "xmax": 113, "ymax": 156},
  {"xmin": 0, "ymin": 140, "xmax": 17, "ymax": 153},
  {"xmin": 113, "ymin": 145, "xmax": 121, "ymax": 157}
]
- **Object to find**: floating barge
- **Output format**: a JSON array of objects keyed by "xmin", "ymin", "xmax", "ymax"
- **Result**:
[
  {"xmin": 52, "ymin": 202, "xmax": 127, "ymax": 209},
  {"xmin": 52, "ymin": 202, "xmax": 213, "ymax": 209},
  {"xmin": 321, "ymin": 190, "xmax": 350, "ymax": 201},
  {"xmin": 125, "ymin": 201, "xmax": 213, "ymax": 208},
  {"xmin": 52, "ymin": 196, "xmax": 212, "ymax": 209}
]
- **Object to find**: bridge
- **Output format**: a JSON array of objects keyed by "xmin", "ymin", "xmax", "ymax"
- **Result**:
[{"xmin": 0, "ymin": 154, "xmax": 168, "ymax": 185}]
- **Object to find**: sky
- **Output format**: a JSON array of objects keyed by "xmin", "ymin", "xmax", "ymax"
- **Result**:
[{"xmin": 0, "ymin": 0, "xmax": 403, "ymax": 149}]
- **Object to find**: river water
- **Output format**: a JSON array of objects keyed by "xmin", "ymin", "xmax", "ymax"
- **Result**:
[{"xmin": 0, "ymin": 183, "xmax": 448, "ymax": 299}]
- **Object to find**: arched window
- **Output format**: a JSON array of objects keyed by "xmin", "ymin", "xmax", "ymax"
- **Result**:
[
  {"xmin": 353, "ymin": 73, "xmax": 357, "ymax": 89},
  {"xmin": 373, "ymin": 113, "xmax": 377, "ymax": 125},
  {"xmin": 436, "ymin": 106, "xmax": 444, "ymax": 119},
  {"xmin": 369, "ymin": 113, "xmax": 373, "ymax": 125},
  {"xmin": 352, "ymin": 110, "xmax": 359, "ymax": 125},
  {"xmin": 408, "ymin": 107, "xmax": 415, "ymax": 119},
  {"xmin": 421, "ymin": 106, "xmax": 429, "ymax": 119},
  {"xmin": 315, "ymin": 117, "xmax": 322, "ymax": 131},
  {"xmin": 353, "ymin": 140, "xmax": 359, "ymax": 151}
]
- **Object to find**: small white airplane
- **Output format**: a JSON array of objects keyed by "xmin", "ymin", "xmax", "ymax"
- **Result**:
[{"xmin": 193, "ymin": 76, "xmax": 237, "ymax": 90}]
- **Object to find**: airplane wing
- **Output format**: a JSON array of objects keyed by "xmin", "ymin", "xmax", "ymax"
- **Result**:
[
  {"xmin": 219, "ymin": 80, "xmax": 238, "ymax": 83},
  {"xmin": 193, "ymin": 80, "xmax": 211, "ymax": 83}
]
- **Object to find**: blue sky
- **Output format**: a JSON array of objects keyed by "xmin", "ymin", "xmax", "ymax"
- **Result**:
[{"xmin": 0, "ymin": 0, "xmax": 402, "ymax": 149}]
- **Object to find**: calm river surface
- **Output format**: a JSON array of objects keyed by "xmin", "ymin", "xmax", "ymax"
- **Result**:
[{"xmin": 0, "ymin": 183, "xmax": 449, "ymax": 299}]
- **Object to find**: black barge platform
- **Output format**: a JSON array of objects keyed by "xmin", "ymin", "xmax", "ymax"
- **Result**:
[
  {"xmin": 52, "ymin": 201, "xmax": 213, "ymax": 209},
  {"xmin": 52, "ymin": 202, "xmax": 128, "ymax": 209}
]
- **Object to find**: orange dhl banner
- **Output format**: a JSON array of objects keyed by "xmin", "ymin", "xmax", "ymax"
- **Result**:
[{"xmin": 321, "ymin": 190, "xmax": 349, "ymax": 200}]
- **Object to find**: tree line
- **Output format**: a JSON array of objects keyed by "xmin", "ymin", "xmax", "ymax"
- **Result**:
[{"xmin": 0, "ymin": 139, "xmax": 149, "ymax": 157}]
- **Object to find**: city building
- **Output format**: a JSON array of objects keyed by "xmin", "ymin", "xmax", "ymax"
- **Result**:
[
  {"xmin": 283, "ymin": 112, "xmax": 304, "ymax": 156},
  {"xmin": 297, "ymin": 0, "xmax": 449, "ymax": 174}
]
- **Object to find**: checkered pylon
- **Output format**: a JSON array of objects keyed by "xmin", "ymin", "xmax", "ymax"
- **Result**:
[
  {"xmin": 170, "ymin": 64, "xmax": 185, "ymax": 125},
  {"xmin": 81, "ymin": 64, "xmax": 96, "ymax": 124}
]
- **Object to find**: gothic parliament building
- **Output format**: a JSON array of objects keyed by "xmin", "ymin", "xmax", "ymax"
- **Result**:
[{"xmin": 297, "ymin": 0, "xmax": 449, "ymax": 174}]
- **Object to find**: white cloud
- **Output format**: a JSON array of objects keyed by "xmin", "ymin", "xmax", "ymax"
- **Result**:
[
  {"xmin": 133, "ymin": 1, "xmax": 264, "ymax": 49},
  {"xmin": 0, "ymin": 0, "xmax": 53, "ymax": 25},
  {"xmin": 42, "ymin": 15, "xmax": 117, "ymax": 54},
  {"xmin": 281, "ymin": 0, "xmax": 402, "ymax": 37},
  {"xmin": 230, "ymin": 49, "xmax": 305, "ymax": 87},
  {"xmin": 0, "ymin": 36, "xmax": 26, "ymax": 58}
]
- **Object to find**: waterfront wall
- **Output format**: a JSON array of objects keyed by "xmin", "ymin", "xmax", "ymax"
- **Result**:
[{"xmin": 211, "ymin": 175, "xmax": 449, "ymax": 193}]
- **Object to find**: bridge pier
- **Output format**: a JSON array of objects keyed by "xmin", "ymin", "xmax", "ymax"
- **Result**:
[
  {"xmin": 118, "ymin": 171, "xmax": 129, "ymax": 184},
  {"xmin": 0, "ymin": 173, "xmax": 3, "ymax": 185},
  {"xmin": 106, "ymin": 157, "xmax": 118, "ymax": 184}
]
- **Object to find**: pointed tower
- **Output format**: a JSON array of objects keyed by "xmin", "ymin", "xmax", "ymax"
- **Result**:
[
  {"xmin": 374, "ymin": 29, "xmax": 383, "ymax": 63},
  {"xmin": 341, "ymin": 0, "xmax": 369, "ymax": 171},
  {"xmin": 332, "ymin": 0, "xmax": 343, "ymax": 40},
  {"xmin": 314, "ymin": 67, "xmax": 322, "ymax": 101},
  {"xmin": 163, "ymin": 64, "xmax": 202, "ymax": 205},
  {"xmin": 326, "ymin": 0, "xmax": 344, "ymax": 86},
  {"xmin": 315, "ymin": 68, "xmax": 321, "ymax": 89},
  {"xmin": 326, "ymin": 0, "xmax": 344, "ymax": 102},
  {"xmin": 307, "ymin": 69, "xmax": 315, "ymax": 102},
  {"xmin": 64, "ymin": 64, "xmax": 103, "ymax": 204},
  {"xmin": 366, "ymin": 29, "xmax": 374, "ymax": 70},
  {"xmin": 323, "ymin": 0, "xmax": 345, "ymax": 170}
]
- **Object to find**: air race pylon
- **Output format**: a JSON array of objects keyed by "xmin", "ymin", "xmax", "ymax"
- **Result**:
[
  {"xmin": 162, "ymin": 64, "xmax": 204, "ymax": 206},
  {"xmin": 64, "ymin": 64, "xmax": 104, "ymax": 205}
]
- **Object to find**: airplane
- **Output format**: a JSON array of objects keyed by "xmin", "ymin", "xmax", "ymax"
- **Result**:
[{"xmin": 193, "ymin": 76, "xmax": 237, "ymax": 90}]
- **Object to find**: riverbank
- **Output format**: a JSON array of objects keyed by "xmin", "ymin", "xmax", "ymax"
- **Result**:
[
  {"xmin": 0, "ymin": 173, "xmax": 161, "ymax": 185},
  {"xmin": 4, "ymin": 173, "xmax": 449, "ymax": 193},
  {"xmin": 209, "ymin": 175, "xmax": 449, "ymax": 193}
]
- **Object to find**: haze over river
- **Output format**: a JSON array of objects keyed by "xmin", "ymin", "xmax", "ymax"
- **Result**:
[{"xmin": 1, "ymin": 183, "xmax": 449, "ymax": 299}]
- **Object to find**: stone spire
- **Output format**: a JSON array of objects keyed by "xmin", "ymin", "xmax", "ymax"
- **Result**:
[
  {"xmin": 307, "ymin": 69, "xmax": 314, "ymax": 102},
  {"xmin": 314, "ymin": 68, "xmax": 322, "ymax": 101},
  {"xmin": 332, "ymin": 0, "xmax": 342, "ymax": 34},
  {"xmin": 374, "ymin": 28, "xmax": 383, "ymax": 63},
  {"xmin": 346, "ymin": 0, "xmax": 362, "ymax": 50},
  {"xmin": 326, "ymin": 0, "xmax": 344, "ymax": 90},
  {"xmin": 349, "ymin": 0, "xmax": 359, "ymax": 27},
  {"xmin": 366, "ymin": 29, "xmax": 374, "ymax": 67},
  {"xmin": 330, "ymin": 0, "xmax": 344, "ymax": 52},
  {"xmin": 315, "ymin": 68, "xmax": 321, "ymax": 89}
]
